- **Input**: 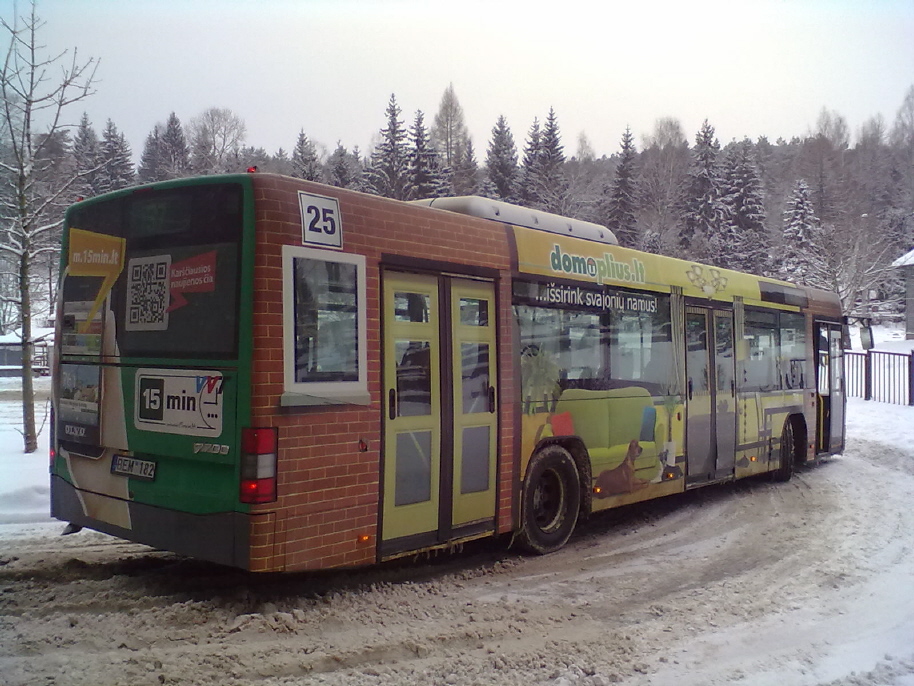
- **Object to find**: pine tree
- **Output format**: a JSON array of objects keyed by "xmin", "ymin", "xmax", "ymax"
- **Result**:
[
  {"xmin": 98, "ymin": 119, "xmax": 134, "ymax": 193},
  {"xmin": 72, "ymin": 113, "xmax": 102, "ymax": 197},
  {"xmin": 291, "ymin": 130, "xmax": 322, "ymax": 181},
  {"xmin": 518, "ymin": 117, "xmax": 542, "ymax": 207},
  {"xmin": 721, "ymin": 139, "xmax": 770, "ymax": 274},
  {"xmin": 517, "ymin": 109, "xmax": 569, "ymax": 212},
  {"xmin": 539, "ymin": 109, "xmax": 565, "ymax": 178},
  {"xmin": 408, "ymin": 110, "xmax": 449, "ymax": 200},
  {"xmin": 679, "ymin": 119, "xmax": 729, "ymax": 263},
  {"xmin": 364, "ymin": 94, "xmax": 410, "ymax": 199},
  {"xmin": 327, "ymin": 142, "xmax": 359, "ymax": 188},
  {"xmin": 478, "ymin": 176, "xmax": 500, "ymax": 200},
  {"xmin": 600, "ymin": 127, "xmax": 639, "ymax": 247},
  {"xmin": 160, "ymin": 112, "xmax": 189, "ymax": 179},
  {"xmin": 485, "ymin": 115, "xmax": 518, "ymax": 201},
  {"xmin": 640, "ymin": 230, "xmax": 664, "ymax": 255},
  {"xmin": 533, "ymin": 108, "xmax": 568, "ymax": 212},
  {"xmin": 780, "ymin": 179, "xmax": 829, "ymax": 288},
  {"xmin": 239, "ymin": 146, "xmax": 271, "ymax": 172},
  {"xmin": 137, "ymin": 125, "xmax": 164, "ymax": 184},
  {"xmin": 270, "ymin": 147, "xmax": 294, "ymax": 176},
  {"xmin": 452, "ymin": 137, "xmax": 479, "ymax": 195}
]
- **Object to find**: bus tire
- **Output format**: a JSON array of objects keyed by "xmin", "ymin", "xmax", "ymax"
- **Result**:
[
  {"xmin": 518, "ymin": 445, "xmax": 581, "ymax": 554},
  {"xmin": 773, "ymin": 418, "xmax": 798, "ymax": 482}
]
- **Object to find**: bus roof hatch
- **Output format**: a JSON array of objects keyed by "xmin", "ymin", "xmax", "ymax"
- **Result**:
[{"xmin": 412, "ymin": 196, "xmax": 618, "ymax": 245}]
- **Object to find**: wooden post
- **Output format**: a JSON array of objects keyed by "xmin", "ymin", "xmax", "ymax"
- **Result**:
[{"xmin": 908, "ymin": 350, "xmax": 914, "ymax": 406}]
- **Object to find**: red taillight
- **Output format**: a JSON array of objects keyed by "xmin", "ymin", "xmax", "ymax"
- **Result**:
[
  {"xmin": 242, "ymin": 427, "xmax": 277, "ymax": 455},
  {"xmin": 240, "ymin": 427, "xmax": 278, "ymax": 504}
]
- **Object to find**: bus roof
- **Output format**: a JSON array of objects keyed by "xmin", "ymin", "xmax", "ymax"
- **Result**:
[{"xmin": 412, "ymin": 196, "xmax": 618, "ymax": 245}]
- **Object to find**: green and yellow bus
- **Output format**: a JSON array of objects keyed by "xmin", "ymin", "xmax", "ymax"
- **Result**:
[{"xmin": 51, "ymin": 173, "xmax": 845, "ymax": 571}]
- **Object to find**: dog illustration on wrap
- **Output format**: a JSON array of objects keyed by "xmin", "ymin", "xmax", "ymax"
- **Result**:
[{"xmin": 594, "ymin": 440, "xmax": 651, "ymax": 497}]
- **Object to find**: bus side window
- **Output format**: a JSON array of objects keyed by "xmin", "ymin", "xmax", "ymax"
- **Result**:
[
  {"xmin": 779, "ymin": 312, "xmax": 806, "ymax": 389},
  {"xmin": 282, "ymin": 245, "xmax": 368, "ymax": 404},
  {"xmin": 743, "ymin": 310, "xmax": 779, "ymax": 391}
]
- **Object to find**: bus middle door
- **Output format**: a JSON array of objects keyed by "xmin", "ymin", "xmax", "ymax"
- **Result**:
[{"xmin": 685, "ymin": 306, "xmax": 737, "ymax": 485}]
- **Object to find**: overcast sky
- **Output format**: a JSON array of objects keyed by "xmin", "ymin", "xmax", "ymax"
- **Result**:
[{"xmin": 22, "ymin": 0, "xmax": 914, "ymax": 162}]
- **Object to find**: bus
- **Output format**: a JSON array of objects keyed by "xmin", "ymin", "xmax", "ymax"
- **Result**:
[{"xmin": 50, "ymin": 173, "xmax": 846, "ymax": 571}]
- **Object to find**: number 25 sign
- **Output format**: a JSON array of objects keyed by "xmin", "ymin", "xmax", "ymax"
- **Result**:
[{"xmin": 299, "ymin": 191, "xmax": 343, "ymax": 249}]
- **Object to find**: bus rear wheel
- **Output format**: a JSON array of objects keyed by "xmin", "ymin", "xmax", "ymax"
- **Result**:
[
  {"xmin": 773, "ymin": 418, "xmax": 798, "ymax": 482},
  {"xmin": 517, "ymin": 445, "xmax": 581, "ymax": 554}
]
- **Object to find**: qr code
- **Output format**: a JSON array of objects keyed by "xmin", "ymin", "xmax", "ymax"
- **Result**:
[{"xmin": 125, "ymin": 255, "xmax": 171, "ymax": 331}]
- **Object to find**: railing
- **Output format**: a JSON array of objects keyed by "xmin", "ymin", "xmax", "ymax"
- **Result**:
[{"xmin": 844, "ymin": 350, "xmax": 914, "ymax": 405}]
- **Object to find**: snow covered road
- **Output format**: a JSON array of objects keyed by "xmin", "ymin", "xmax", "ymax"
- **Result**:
[{"xmin": 1, "ymin": 398, "xmax": 913, "ymax": 686}]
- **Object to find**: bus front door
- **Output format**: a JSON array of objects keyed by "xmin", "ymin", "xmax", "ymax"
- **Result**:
[
  {"xmin": 381, "ymin": 273, "xmax": 498, "ymax": 556},
  {"xmin": 816, "ymin": 322, "xmax": 846, "ymax": 454},
  {"xmin": 685, "ymin": 307, "xmax": 737, "ymax": 485}
]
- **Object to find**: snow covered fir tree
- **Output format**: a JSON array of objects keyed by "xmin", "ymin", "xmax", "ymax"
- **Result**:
[{"xmin": 780, "ymin": 179, "xmax": 830, "ymax": 288}]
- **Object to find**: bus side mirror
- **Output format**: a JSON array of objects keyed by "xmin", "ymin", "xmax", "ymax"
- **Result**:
[{"xmin": 860, "ymin": 324, "xmax": 874, "ymax": 350}]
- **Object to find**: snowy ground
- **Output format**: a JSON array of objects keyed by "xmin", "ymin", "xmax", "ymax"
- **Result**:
[{"xmin": 1, "ymin": 332, "xmax": 913, "ymax": 686}]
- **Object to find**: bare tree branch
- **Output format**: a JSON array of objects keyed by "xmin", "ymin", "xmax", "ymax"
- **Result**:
[{"xmin": 0, "ymin": 0, "xmax": 98, "ymax": 452}]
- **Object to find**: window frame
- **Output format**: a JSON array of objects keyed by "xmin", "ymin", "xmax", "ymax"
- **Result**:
[{"xmin": 281, "ymin": 245, "xmax": 369, "ymax": 406}]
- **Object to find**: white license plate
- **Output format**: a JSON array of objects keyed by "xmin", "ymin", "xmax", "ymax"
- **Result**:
[{"xmin": 111, "ymin": 455, "xmax": 157, "ymax": 481}]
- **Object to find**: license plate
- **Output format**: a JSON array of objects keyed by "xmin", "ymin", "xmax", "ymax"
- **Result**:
[{"xmin": 111, "ymin": 455, "xmax": 157, "ymax": 481}]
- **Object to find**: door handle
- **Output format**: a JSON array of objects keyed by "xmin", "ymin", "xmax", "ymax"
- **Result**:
[
  {"xmin": 388, "ymin": 388, "xmax": 397, "ymax": 420},
  {"xmin": 688, "ymin": 378, "xmax": 693, "ymax": 400},
  {"xmin": 487, "ymin": 386, "xmax": 496, "ymax": 414}
]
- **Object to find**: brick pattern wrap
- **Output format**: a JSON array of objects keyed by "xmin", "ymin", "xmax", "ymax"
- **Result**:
[{"xmin": 246, "ymin": 175, "xmax": 514, "ymax": 571}]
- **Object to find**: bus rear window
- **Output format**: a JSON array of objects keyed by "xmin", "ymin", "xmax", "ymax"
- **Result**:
[
  {"xmin": 64, "ymin": 182, "xmax": 245, "ymax": 360},
  {"xmin": 128, "ymin": 185, "xmax": 242, "ymax": 248}
]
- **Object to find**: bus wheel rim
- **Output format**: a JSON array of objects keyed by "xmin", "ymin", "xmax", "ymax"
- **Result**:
[{"xmin": 532, "ymin": 468, "xmax": 564, "ymax": 532}]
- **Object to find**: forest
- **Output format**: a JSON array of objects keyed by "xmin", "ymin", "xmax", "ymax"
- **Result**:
[{"xmin": 24, "ymin": 83, "xmax": 914, "ymax": 326}]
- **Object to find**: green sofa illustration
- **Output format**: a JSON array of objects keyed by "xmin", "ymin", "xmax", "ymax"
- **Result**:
[{"xmin": 547, "ymin": 387, "xmax": 663, "ymax": 487}]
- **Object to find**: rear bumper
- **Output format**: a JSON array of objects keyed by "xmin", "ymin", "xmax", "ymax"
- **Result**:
[{"xmin": 50, "ymin": 475, "xmax": 251, "ymax": 569}]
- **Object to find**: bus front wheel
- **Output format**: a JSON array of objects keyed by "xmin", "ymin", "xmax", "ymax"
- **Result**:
[{"xmin": 517, "ymin": 445, "xmax": 581, "ymax": 554}]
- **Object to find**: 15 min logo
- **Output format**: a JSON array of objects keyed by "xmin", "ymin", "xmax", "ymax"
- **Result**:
[{"xmin": 135, "ymin": 369, "xmax": 224, "ymax": 437}]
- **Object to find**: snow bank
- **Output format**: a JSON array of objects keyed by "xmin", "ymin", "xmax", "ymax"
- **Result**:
[{"xmin": 0, "ymin": 376, "xmax": 53, "ymax": 527}]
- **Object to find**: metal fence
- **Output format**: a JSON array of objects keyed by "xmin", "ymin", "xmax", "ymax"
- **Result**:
[{"xmin": 845, "ymin": 350, "xmax": 914, "ymax": 405}]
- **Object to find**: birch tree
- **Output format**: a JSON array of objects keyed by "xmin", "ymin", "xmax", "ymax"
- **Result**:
[
  {"xmin": 638, "ymin": 117, "xmax": 689, "ymax": 249},
  {"xmin": 189, "ymin": 107, "xmax": 246, "ymax": 174},
  {"xmin": 1, "ymin": 0, "xmax": 97, "ymax": 452}
]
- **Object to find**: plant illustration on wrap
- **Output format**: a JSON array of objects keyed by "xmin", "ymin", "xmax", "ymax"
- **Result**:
[
  {"xmin": 520, "ymin": 345, "xmax": 560, "ymax": 414},
  {"xmin": 658, "ymin": 292, "xmax": 688, "ymax": 473},
  {"xmin": 660, "ymin": 389, "xmax": 682, "ymax": 466}
]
